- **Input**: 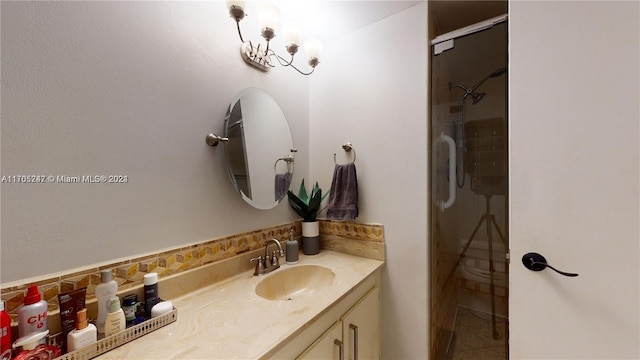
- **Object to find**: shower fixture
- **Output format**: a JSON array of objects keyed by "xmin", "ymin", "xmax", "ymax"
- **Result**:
[
  {"xmin": 449, "ymin": 67, "xmax": 506, "ymax": 105},
  {"xmin": 449, "ymin": 82, "xmax": 485, "ymax": 104},
  {"xmin": 449, "ymin": 67, "xmax": 507, "ymax": 188}
]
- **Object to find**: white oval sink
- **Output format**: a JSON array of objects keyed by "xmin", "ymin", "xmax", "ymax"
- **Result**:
[{"xmin": 255, "ymin": 265, "xmax": 335, "ymax": 301}]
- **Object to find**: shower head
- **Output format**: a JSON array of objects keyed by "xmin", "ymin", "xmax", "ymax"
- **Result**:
[
  {"xmin": 449, "ymin": 82, "xmax": 486, "ymax": 105},
  {"xmin": 450, "ymin": 67, "xmax": 507, "ymax": 105},
  {"xmin": 490, "ymin": 67, "xmax": 507, "ymax": 78},
  {"xmin": 470, "ymin": 67, "xmax": 508, "ymax": 93}
]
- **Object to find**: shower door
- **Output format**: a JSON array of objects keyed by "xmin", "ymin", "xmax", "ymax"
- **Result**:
[{"xmin": 429, "ymin": 19, "xmax": 508, "ymax": 360}]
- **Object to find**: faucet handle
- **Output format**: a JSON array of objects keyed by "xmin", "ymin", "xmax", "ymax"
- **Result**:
[
  {"xmin": 271, "ymin": 251, "xmax": 280, "ymax": 267},
  {"xmin": 250, "ymin": 256, "xmax": 265, "ymax": 275}
]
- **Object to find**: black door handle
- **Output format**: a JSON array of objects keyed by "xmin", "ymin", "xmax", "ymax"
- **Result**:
[{"xmin": 522, "ymin": 252, "xmax": 579, "ymax": 277}]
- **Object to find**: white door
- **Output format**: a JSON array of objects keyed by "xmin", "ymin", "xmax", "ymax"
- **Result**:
[{"xmin": 509, "ymin": 1, "xmax": 639, "ymax": 359}]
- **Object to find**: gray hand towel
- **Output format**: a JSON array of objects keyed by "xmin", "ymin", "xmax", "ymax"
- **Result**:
[
  {"xmin": 274, "ymin": 172, "xmax": 292, "ymax": 201},
  {"xmin": 326, "ymin": 163, "xmax": 358, "ymax": 220}
]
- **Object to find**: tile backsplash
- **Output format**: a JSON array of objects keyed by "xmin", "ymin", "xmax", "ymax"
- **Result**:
[{"xmin": 1, "ymin": 220, "xmax": 385, "ymax": 322}]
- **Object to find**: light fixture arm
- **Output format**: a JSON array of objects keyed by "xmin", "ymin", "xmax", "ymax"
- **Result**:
[
  {"xmin": 235, "ymin": 19, "xmax": 245, "ymax": 43},
  {"xmin": 267, "ymin": 51, "xmax": 316, "ymax": 75}
]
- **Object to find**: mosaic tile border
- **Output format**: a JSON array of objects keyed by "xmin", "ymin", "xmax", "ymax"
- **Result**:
[
  {"xmin": 1, "ymin": 222, "xmax": 300, "ymax": 322},
  {"xmin": 1, "ymin": 220, "xmax": 386, "ymax": 322},
  {"xmin": 319, "ymin": 219, "xmax": 385, "ymax": 261}
]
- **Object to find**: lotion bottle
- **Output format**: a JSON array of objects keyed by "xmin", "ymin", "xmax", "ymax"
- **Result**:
[
  {"xmin": 285, "ymin": 228, "xmax": 299, "ymax": 264},
  {"xmin": 95, "ymin": 269, "xmax": 117, "ymax": 334},
  {"xmin": 104, "ymin": 298, "xmax": 125, "ymax": 337},
  {"xmin": 17, "ymin": 285, "xmax": 48, "ymax": 341},
  {"xmin": 66, "ymin": 308, "xmax": 97, "ymax": 353}
]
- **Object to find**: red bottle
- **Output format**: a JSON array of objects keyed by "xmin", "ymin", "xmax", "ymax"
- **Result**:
[{"xmin": 1, "ymin": 300, "xmax": 12, "ymax": 360}]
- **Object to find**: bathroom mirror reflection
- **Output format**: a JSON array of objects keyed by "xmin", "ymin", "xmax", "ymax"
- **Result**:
[{"xmin": 223, "ymin": 87, "xmax": 294, "ymax": 210}]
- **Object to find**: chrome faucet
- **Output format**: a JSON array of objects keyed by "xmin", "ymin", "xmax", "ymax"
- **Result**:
[{"xmin": 250, "ymin": 238, "xmax": 285, "ymax": 276}]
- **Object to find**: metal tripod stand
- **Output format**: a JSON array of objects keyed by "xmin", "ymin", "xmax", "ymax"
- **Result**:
[{"xmin": 455, "ymin": 194, "xmax": 506, "ymax": 339}]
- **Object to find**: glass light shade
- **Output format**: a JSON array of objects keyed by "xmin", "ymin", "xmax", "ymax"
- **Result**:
[
  {"xmin": 226, "ymin": 0, "xmax": 246, "ymax": 20},
  {"xmin": 257, "ymin": 2, "xmax": 280, "ymax": 32},
  {"xmin": 226, "ymin": 0, "xmax": 245, "ymax": 8},
  {"xmin": 304, "ymin": 39, "xmax": 323, "ymax": 60},
  {"xmin": 282, "ymin": 23, "xmax": 301, "ymax": 46}
]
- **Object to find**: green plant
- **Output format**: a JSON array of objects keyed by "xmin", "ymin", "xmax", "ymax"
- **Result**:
[{"xmin": 287, "ymin": 179, "xmax": 328, "ymax": 222}]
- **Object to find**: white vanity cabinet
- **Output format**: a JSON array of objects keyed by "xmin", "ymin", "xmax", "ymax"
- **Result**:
[
  {"xmin": 296, "ymin": 321, "xmax": 343, "ymax": 360},
  {"xmin": 267, "ymin": 270, "xmax": 382, "ymax": 360},
  {"xmin": 342, "ymin": 286, "xmax": 380, "ymax": 360},
  {"xmin": 290, "ymin": 285, "xmax": 381, "ymax": 360}
]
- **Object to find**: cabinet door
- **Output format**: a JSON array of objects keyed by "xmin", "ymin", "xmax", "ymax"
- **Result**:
[
  {"xmin": 342, "ymin": 286, "xmax": 380, "ymax": 360},
  {"xmin": 296, "ymin": 321, "xmax": 344, "ymax": 360}
]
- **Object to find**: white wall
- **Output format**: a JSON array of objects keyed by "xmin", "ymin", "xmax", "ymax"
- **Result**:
[
  {"xmin": 0, "ymin": 1, "xmax": 309, "ymax": 283},
  {"xmin": 309, "ymin": 4, "xmax": 429, "ymax": 358}
]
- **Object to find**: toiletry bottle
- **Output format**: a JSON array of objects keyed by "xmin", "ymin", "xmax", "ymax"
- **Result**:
[
  {"xmin": 1, "ymin": 301, "xmax": 12, "ymax": 360},
  {"xmin": 95, "ymin": 269, "xmax": 117, "ymax": 334},
  {"xmin": 66, "ymin": 308, "xmax": 96, "ymax": 352},
  {"xmin": 285, "ymin": 228, "xmax": 299, "ymax": 264},
  {"xmin": 121, "ymin": 294, "xmax": 137, "ymax": 327},
  {"xmin": 104, "ymin": 298, "xmax": 125, "ymax": 337},
  {"xmin": 12, "ymin": 330, "xmax": 60, "ymax": 360},
  {"xmin": 134, "ymin": 301, "xmax": 145, "ymax": 325},
  {"xmin": 143, "ymin": 273, "xmax": 159, "ymax": 319},
  {"xmin": 17, "ymin": 285, "xmax": 48, "ymax": 340},
  {"xmin": 57, "ymin": 287, "xmax": 87, "ymax": 353}
]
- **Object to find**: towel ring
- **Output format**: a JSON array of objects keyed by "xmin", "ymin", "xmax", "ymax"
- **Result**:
[
  {"xmin": 334, "ymin": 142, "xmax": 356, "ymax": 164},
  {"xmin": 274, "ymin": 155, "xmax": 295, "ymax": 173}
]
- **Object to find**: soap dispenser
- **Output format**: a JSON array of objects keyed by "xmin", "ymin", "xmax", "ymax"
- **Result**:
[{"xmin": 285, "ymin": 228, "xmax": 299, "ymax": 264}]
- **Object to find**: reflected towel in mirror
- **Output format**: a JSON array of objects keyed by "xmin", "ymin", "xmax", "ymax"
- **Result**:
[{"xmin": 275, "ymin": 172, "xmax": 292, "ymax": 201}]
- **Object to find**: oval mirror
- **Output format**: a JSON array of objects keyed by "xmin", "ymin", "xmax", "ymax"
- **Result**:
[{"xmin": 223, "ymin": 88, "xmax": 295, "ymax": 210}]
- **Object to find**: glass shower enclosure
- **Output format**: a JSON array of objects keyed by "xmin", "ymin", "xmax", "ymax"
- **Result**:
[{"xmin": 429, "ymin": 18, "xmax": 509, "ymax": 360}]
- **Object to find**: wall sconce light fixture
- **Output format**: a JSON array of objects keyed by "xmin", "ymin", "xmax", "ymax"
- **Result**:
[{"xmin": 226, "ymin": 1, "xmax": 323, "ymax": 75}]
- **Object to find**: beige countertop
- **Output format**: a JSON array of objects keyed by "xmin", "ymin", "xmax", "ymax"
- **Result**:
[{"xmin": 94, "ymin": 250, "xmax": 384, "ymax": 359}]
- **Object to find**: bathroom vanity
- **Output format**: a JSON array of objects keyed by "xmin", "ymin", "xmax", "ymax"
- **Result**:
[{"xmin": 92, "ymin": 251, "xmax": 383, "ymax": 359}]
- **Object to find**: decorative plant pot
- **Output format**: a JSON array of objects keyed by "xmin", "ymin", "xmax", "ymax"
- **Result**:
[{"xmin": 301, "ymin": 221, "xmax": 320, "ymax": 255}]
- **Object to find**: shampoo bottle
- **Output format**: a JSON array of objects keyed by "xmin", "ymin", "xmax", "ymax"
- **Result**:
[
  {"xmin": 1, "ymin": 301, "xmax": 12, "ymax": 360},
  {"xmin": 103, "ymin": 298, "xmax": 125, "ymax": 337},
  {"xmin": 17, "ymin": 285, "xmax": 48, "ymax": 341},
  {"xmin": 66, "ymin": 308, "xmax": 96, "ymax": 352},
  {"xmin": 95, "ymin": 269, "xmax": 117, "ymax": 334},
  {"xmin": 285, "ymin": 228, "xmax": 299, "ymax": 264}
]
